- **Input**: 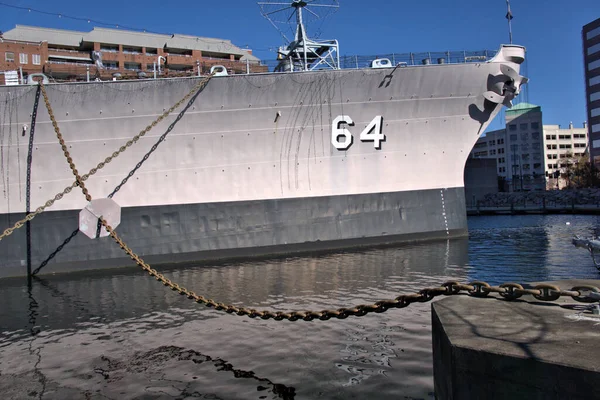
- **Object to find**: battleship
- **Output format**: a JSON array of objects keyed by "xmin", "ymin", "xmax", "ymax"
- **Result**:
[{"xmin": 0, "ymin": 1, "xmax": 527, "ymax": 277}]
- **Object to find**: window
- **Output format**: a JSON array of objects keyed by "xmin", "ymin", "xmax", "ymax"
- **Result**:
[
  {"xmin": 474, "ymin": 151, "xmax": 488, "ymax": 157},
  {"xmin": 546, "ymin": 144, "xmax": 557, "ymax": 150},
  {"xmin": 546, "ymin": 135, "xmax": 552, "ymax": 140},
  {"xmin": 520, "ymin": 123, "xmax": 528, "ymax": 130},
  {"xmin": 593, "ymin": 123, "xmax": 600, "ymax": 133},
  {"xmin": 509, "ymin": 124, "xmax": 517, "ymax": 131},
  {"xmin": 573, "ymin": 134, "xmax": 585, "ymax": 139},
  {"xmin": 559, "ymin": 135, "xmax": 571, "ymax": 140},
  {"xmin": 592, "ymin": 92, "xmax": 600, "ymax": 102},
  {"xmin": 588, "ymin": 26, "xmax": 600, "ymax": 40},
  {"xmin": 32, "ymin": 54, "xmax": 41, "ymax": 65},
  {"xmin": 592, "ymin": 108, "xmax": 600, "ymax": 118},
  {"xmin": 510, "ymin": 134, "xmax": 518, "ymax": 141},
  {"xmin": 100, "ymin": 44, "xmax": 119, "ymax": 52},
  {"xmin": 531, "ymin": 122, "xmax": 539, "ymax": 129},
  {"xmin": 574, "ymin": 143, "xmax": 586, "ymax": 148},
  {"xmin": 531, "ymin": 132, "xmax": 540, "ymax": 140},
  {"xmin": 534, "ymin": 163, "xmax": 541, "ymax": 169},
  {"xmin": 489, "ymin": 140, "xmax": 496, "ymax": 146},
  {"xmin": 521, "ymin": 133, "xmax": 529, "ymax": 141},
  {"xmin": 124, "ymin": 62, "xmax": 141, "ymax": 71},
  {"xmin": 523, "ymin": 164, "xmax": 530, "ymax": 170},
  {"xmin": 547, "ymin": 163, "xmax": 554, "ymax": 169},
  {"xmin": 559, "ymin": 144, "xmax": 572, "ymax": 149},
  {"xmin": 5, "ymin": 52, "xmax": 14, "ymax": 62},
  {"xmin": 19, "ymin": 53, "xmax": 28, "ymax": 64},
  {"xmin": 104, "ymin": 61, "xmax": 119, "ymax": 69},
  {"xmin": 490, "ymin": 149, "xmax": 496, "ymax": 155},
  {"xmin": 498, "ymin": 167, "xmax": 503, "ymax": 174},
  {"xmin": 498, "ymin": 139, "xmax": 504, "ymax": 145},
  {"xmin": 589, "ymin": 59, "xmax": 600, "ymax": 72},
  {"xmin": 498, "ymin": 148, "xmax": 505, "ymax": 154},
  {"xmin": 591, "ymin": 76, "xmax": 600, "ymax": 87},
  {"xmin": 522, "ymin": 144, "xmax": 530, "ymax": 151},
  {"xmin": 589, "ymin": 43, "xmax": 600, "ymax": 56},
  {"xmin": 547, "ymin": 154, "xmax": 558, "ymax": 159},
  {"xmin": 594, "ymin": 139, "xmax": 600, "ymax": 148},
  {"xmin": 498, "ymin": 157, "xmax": 505, "ymax": 163}
]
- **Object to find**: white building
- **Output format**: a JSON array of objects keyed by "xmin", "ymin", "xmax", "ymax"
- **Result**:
[
  {"xmin": 469, "ymin": 103, "xmax": 589, "ymax": 191},
  {"xmin": 543, "ymin": 123, "xmax": 588, "ymax": 189}
]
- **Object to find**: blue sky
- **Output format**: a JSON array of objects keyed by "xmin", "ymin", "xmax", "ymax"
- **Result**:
[{"xmin": 1, "ymin": 0, "xmax": 599, "ymax": 132}]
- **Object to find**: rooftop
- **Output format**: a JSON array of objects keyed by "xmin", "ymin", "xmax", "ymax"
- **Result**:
[{"xmin": 2, "ymin": 25, "xmax": 260, "ymax": 61}]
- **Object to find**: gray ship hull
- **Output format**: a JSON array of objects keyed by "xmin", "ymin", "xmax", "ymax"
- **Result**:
[
  {"xmin": 1, "ymin": 187, "xmax": 465, "ymax": 278},
  {"xmin": 0, "ymin": 45, "xmax": 526, "ymax": 277}
]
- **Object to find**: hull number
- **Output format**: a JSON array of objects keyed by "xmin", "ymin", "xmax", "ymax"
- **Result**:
[{"xmin": 332, "ymin": 115, "xmax": 384, "ymax": 150}]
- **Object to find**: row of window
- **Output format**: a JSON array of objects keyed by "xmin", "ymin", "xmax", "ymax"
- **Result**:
[
  {"xmin": 547, "ymin": 153, "xmax": 585, "ymax": 159},
  {"xmin": 4, "ymin": 52, "xmax": 42, "ymax": 65},
  {"xmin": 508, "ymin": 122, "xmax": 540, "ymax": 131},
  {"xmin": 544, "ymin": 134, "xmax": 585, "ymax": 140},
  {"xmin": 546, "ymin": 144, "xmax": 574, "ymax": 149},
  {"xmin": 510, "ymin": 133, "xmax": 541, "ymax": 141}
]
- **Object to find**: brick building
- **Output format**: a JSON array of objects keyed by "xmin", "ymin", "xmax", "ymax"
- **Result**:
[{"xmin": 0, "ymin": 25, "xmax": 266, "ymax": 84}]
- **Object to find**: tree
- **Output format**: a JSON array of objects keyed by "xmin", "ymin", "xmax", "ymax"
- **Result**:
[{"xmin": 559, "ymin": 152, "xmax": 600, "ymax": 188}]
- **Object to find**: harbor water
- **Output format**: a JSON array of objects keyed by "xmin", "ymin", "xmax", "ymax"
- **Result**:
[{"xmin": 1, "ymin": 214, "xmax": 600, "ymax": 399}]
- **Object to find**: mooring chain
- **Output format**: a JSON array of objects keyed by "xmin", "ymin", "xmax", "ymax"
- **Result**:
[
  {"xmin": 23, "ymin": 79, "xmax": 600, "ymax": 322},
  {"xmin": 0, "ymin": 76, "xmax": 213, "ymax": 241}
]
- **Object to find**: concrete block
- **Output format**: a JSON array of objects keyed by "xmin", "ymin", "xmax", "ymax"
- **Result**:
[{"xmin": 432, "ymin": 280, "xmax": 600, "ymax": 400}]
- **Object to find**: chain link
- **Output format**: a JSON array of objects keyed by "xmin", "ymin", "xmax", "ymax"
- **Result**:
[
  {"xmin": 22, "ymin": 77, "xmax": 600, "ymax": 322},
  {"xmin": 0, "ymin": 76, "xmax": 212, "ymax": 241}
]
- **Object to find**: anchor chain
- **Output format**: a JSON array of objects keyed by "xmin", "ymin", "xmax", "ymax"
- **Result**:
[
  {"xmin": 0, "ymin": 76, "xmax": 213, "ymax": 241},
  {"xmin": 26, "ymin": 78, "xmax": 600, "ymax": 322}
]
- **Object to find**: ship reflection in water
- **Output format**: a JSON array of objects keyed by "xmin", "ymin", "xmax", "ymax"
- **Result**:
[{"xmin": 1, "ymin": 215, "xmax": 599, "ymax": 399}]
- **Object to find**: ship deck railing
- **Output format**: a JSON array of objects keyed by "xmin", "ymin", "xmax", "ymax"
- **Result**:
[{"xmin": 257, "ymin": 49, "xmax": 499, "ymax": 71}]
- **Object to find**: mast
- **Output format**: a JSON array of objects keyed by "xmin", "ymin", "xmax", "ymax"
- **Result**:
[
  {"xmin": 506, "ymin": 0, "xmax": 513, "ymax": 44},
  {"xmin": 258, "ymin": 0, "xmax": 340, "ymax": 72}
]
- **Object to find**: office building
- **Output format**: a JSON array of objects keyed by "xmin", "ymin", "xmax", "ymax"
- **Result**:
[
  {"xmin": 470, "ymin": 103, "xmax": 588, "ymax": 190},
  {"xmin": 583, "ymin": 17, "xmax": 600, "ymax": 166}
]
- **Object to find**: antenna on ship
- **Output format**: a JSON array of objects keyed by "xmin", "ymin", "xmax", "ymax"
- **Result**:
[
  {"xmin": 258, "ymin": 0, "xmax": 340, "ymax": 72},
  {"xmin": 506, "ymin": 0, "xmax": 513, "ymax": 44}
]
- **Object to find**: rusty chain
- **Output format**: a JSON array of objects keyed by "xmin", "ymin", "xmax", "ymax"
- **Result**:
[
  {"xmin": 26, "ymin": 79, "xmax": 600, "ymax": 322},
  {"xmin": 0, "ymin": 76, "xmax": 213, "ymax": 241}
]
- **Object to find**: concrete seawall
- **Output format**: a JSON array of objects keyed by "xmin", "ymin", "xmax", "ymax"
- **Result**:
[{"xmin": 432, "ymin": 279, "xmax": 600, "ymax": 399}]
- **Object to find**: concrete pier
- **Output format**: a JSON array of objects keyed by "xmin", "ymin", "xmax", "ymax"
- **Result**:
[{"xmin": 432, "ymin": 279, "xmax": 600, "ymax": 400}]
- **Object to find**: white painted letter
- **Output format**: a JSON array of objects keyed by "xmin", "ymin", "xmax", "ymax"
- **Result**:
[
  {"xmin": 332, "ymin": 115, "xmax": 354, "ymax": 150},
  {"xmin": 360, "ymin": 116, "xmax": 385, "ymax": 149}
]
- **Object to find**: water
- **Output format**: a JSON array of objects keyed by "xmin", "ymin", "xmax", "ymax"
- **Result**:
[{"xmin": 1, "ymin": 214, "xmax": 599, "ymax": 399}]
